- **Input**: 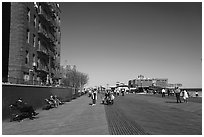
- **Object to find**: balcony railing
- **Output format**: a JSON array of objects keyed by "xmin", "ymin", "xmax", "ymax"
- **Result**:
[
  {"xmin": 41, "ymin": 2, "xmax": 55, "ymax": 19},
  {"xmin": 38, "ymin": 28, "xmax": 55, "ymax": 53},
  {"xmin": 39, "ymin": 23, "xmax": 56, "ymax": 43},
  {"xmin": 37, "ymin": 50, "xmax": 49, "ymax": 65},
  {"xmin": 39, "ymin": 3, "xmax": 57, "ymax": 28}
]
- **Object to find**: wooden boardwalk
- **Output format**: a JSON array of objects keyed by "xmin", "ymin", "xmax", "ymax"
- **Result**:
[
  {"xmin": 2, "ymin": 93, "xmax": 202, "ymax": 135},
  {"xmin": 108, "ymin": 94, "xmax": 202, "ymax": 135},
  {"xmin": 2, "ymin": 95, "xmax": 109, "ymax": 135}
]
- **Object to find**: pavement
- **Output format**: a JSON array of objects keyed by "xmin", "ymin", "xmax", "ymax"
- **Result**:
[
  {"xmin": 108, "ymin": 93, "xmax": 202, "ymax": 135},
  {"xmin": 2, "ymin": 93, "xmax": 202, "ymax": 135},
  {"xmin": 2, "ymin": 94, "xmax": 109, "ymax": 135}
]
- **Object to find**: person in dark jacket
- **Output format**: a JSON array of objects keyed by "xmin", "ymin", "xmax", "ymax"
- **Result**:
[
  {"xmin": 175, "ymin": 87, "xmax": 182, "ymax": 103},
  {"xmin": 15, "ymin": 98, "xmax": 39, "ymax": 118},
  {"xmin": 91, "ymin": 89, "xmax": 97, "ymax": 106}
]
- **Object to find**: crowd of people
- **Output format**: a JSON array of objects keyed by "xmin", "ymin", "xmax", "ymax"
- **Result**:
[
  {"xmin": 87, "ymin": 87, "xmax": 127, "ymax": 106},
  {"xmin": 159, "ymin": 87, "xmax": 199, "ymax": 103}
]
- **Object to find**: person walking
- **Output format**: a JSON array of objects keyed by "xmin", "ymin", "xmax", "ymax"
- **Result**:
[
  {"xmin": 183, "ymin": 90, "xmax": 189, "ymax": 103},
  {"xmin": 162, "ymin": 88, "xmax": 165, "ymax": 97},
  {"xmin": 91, "ymin": 89, "xmax": 97, "ymax": 106},
  {"xmin": 110, "ymin": 92, "xmax": 115, "ymax": 104},
  {"xmin": 167, "ymin": 89, "xmax": 170, "ymax": 96},
  {"xmin": 175, "ymin": 87, "xmax": 181, "ymax": 103},
  {"xmin": 195, "ymin": 91, "xmax": 199, "ymax": 97},
  {"xmin": 121, "ymin": 88, "xmax": 125, "ymax": 96},
  {"xmin": 116, "ymin": 88, "xmax": 120, "ymax": 96}
]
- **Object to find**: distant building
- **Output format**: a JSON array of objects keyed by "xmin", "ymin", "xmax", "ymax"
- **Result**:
[
  {"xmin": 167, "ymin": 83, "xmax": 182, "ymax": 88},
  {"xmin": 128, "ymin": 75, "xmax": 168, "ymax": 88},
  {"xmin": 2, "ymin": 2, "xmax": 61, "ymax": 85}
]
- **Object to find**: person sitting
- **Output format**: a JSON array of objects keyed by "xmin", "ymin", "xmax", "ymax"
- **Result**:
[
  {"xmin": 43, "ymin": 99, "xmax": 55, "ymax": 109},
  {"xmin": 49, "ymin": 95, "xmax": 58, "ymax": 107},
  {"xmin": 53, "ymin": 95, "xmax": 64, "ymax": 105},
  {"xmin": 15, "ymin": 98, "xmax": 39, "ymax": 119}
]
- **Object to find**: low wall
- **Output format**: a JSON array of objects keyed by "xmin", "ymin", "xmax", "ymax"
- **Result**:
[{"xmin": 2, "ymin": 84, "xmax": 77, "ymax": 120}]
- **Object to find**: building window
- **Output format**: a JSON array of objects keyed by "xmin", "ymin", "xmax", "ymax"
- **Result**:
[
  {"xmin": 34, "ymin": 15, "xmax": 36, "ymax": 28},
  {"xmin": 38, "ymin": 38, "xmax": 41, "ymax": 50},
  {"xmin": 56, "ymin": 15, "xmax": 59, "ymax": 22},
  {"xmin": 38, "ymin": 21, "xmax": 41, "ymax": 30},
  {"xmin": 33, "ymin": 34, "xmax": 36, "ymax": 47},
  {"xmin": 25, "ymin": 50, "xmax": 29, "ymax": 64},
  {"xmin": 27, "ymin": 29, "xmax": 30, "ymax": 43},
  {"xmin": 33, "ymin": 54, "xmax": 35, "ymax": 64},
  {"xmin": 39, "ymin": 4, "xmax": 42, "ymax": 14},
  {"xmin": 37, "ymin": 57, "xmax": 40, "ymax": 68},
  {"xmin": 27, "ymin": 8, "xmax": 30, "ymax": 22}
]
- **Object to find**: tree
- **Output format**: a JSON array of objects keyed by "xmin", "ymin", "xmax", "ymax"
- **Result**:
[{"xmin": 61, "ymin": 65, "xmax": 89, "ymax": 88}]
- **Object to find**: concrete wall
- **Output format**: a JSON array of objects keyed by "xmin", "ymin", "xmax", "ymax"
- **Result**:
[{"xmin": 2, "ymin": 84, "xmax": 77, "ymax": 120}]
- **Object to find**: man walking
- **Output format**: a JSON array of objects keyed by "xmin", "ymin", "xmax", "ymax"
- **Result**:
[
  {"xmin": 91, "ymin": 89, "xmax": 97, "ymax": 106},
  {"xmin": 162, "ymin": 88, "xmax": 166, "ymax": 97},
  {"xmin": 175, "ymin": 87, "xmax": 181, "ymax": 103}
]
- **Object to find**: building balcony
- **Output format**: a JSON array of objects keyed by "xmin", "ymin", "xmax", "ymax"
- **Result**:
[
  {"xmin": 38, "ymin": 24, "xmax": 56, "ymax": 43},
  {"xmin": 36, "ymin": 68, "xmax": 49, "ymax": 80},
  {"xmin": 37, "ymin": 50, "xmax": 49, "ymax": 65},
  {"xmin": 39, "ymin": 2, "xmax": 56, "ymax": 23},
  {"xmin": 38, "ymin": 11, "xmax": 53, "ymax": 29},
  {"xmin": 38, "ymin": 28, "xmax": 55, "ymax": 53}
]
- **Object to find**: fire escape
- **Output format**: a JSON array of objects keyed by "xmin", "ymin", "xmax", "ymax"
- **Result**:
[{"xmin": 36, "ymin": 2, "xmax": 57, "ymax": 83}]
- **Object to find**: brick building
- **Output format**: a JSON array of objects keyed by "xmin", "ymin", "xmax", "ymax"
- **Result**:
[
  {"xmin": 128, "ymin": 75, "xmax": 168, "ymax": 88},
  {"xmin": 2, "ymin": 2, "xmax": 61, "ymax": 85}
]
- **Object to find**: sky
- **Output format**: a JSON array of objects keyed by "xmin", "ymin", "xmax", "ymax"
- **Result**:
[{"xmin": 59, "ymin": 2, "xmax": 202, "ymax": 88}]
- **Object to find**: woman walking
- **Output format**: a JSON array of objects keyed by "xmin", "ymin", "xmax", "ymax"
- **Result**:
[{"xmin": 183, "ymin": 90, "xmax": 189, "ymax": 103}]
